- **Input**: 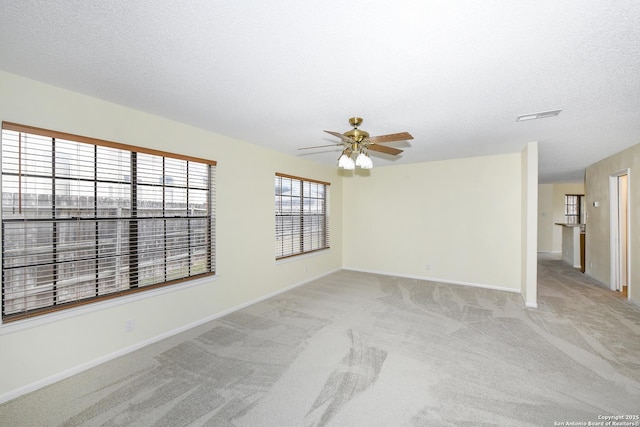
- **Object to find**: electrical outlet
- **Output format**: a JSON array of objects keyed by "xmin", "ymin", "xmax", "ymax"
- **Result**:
[
  {"xmin": 125, "ymin": 319, "xmax": 135, "ymax": 332},
  {"xmin": 425, "ymin": 264, "xmax": 431, "ymax": 271}
]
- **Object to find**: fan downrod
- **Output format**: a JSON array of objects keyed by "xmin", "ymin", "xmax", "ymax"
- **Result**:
[{"xmin": 344, "ymin": 117, "xmax": 368, "ymax": 141}]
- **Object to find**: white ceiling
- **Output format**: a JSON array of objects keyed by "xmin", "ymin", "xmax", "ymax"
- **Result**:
[{"xmin": 1, "ymin": 1, "xmax": 639, "ymax": 183}]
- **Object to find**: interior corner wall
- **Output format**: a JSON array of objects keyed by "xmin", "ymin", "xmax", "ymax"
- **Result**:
[
  {"xmin": 342, "ymin": 153, "xmax": 522, "ymax": 292},
  {"xmin": 521, "ymin": 142, "xmax": 538, "ymax": 308},
  {"xmin": 0, "ymin": 71, "xmax": 343, "ymax": 402},
  {"xmin": 585, "ymin": 142, "xmax": 640, "ymax": 304},
  {"xmin": 538, "ymin": 182, "xmax": 585, "ymax": 253}
]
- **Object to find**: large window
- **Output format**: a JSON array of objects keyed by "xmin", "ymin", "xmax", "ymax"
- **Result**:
[
  {"xmin": 275, "ymin": 173, "xmax": 329, "ymax": 259},
  {"xmin": 1, "ymin": 122, "xmax": 216, "ymax": 322}
]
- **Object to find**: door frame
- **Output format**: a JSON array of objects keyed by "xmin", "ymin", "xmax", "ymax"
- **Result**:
[{"xmin": 609, "ymin": 169, "xmax": 631, "ymax": 297}]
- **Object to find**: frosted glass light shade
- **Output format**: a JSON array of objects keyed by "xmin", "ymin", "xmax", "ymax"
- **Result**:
[
  {"xmin": 343, "ymin": 156, "xmax": 355, "ymax": 170},
  {"xmin": 338, "ymin": 153, "xmax": 350, "ymax": 168},
  {"xmin": 360, "ymin": 155, "xmax": 373, "ymax": 169},
  {"xmin": 356, "ymin": 152, "xmax": 373, "ymax": 169}
]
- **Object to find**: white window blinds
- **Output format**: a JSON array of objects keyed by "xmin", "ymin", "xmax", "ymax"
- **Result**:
[
  {"xmin": 1, "ymin": 122, "xmax": 216, "ymax": 322},
  {"xmin": 275, "ymin": 173, "xmax": 329, "ymax": 259}
]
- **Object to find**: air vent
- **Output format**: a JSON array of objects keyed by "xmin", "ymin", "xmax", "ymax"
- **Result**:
[{"xmin": 516, "ymin": 109, "xmax": 562, "ymax": 122}]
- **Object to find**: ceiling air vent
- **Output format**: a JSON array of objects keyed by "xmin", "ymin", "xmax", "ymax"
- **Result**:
[{"xmin": 516, "ymin": 109, "xmax": 562, "ymax": 122}]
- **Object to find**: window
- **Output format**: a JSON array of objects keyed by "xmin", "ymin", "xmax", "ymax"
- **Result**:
[
  {"xmin": 1, "ymin": 122, "xmax": 216, "ymax": 322},
  {"xmin": 275, "ymin": 173, "xmax": 329, "ymax": 259},
  {"xmin": 564, "ymin": 194, "xmax": 584, "ymax": 224}
]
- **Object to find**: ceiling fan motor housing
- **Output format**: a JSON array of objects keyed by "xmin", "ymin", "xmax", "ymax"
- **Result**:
[{"xmin": 344, "ymin": 128, "xmax": 369, "ymax": 142}]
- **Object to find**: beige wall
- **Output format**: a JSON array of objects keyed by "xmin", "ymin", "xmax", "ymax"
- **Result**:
[
  {"xmin": 342, "ymin": 153, "xmax": 523, "ymax": 292},
  {"xmin": 0, "ymin": 70, "xmax": 537, "ymax": 402},
  {"xmin": 585, "ymin": 142, "xmax": 640, "ymax": 304},
  {"xmin": 0, "ymin": 71, "xmax": 343, "ymax": 400},
  {"xmin": 538, "ymin": 184, "xmax": 554, "ymax": 251},
  {"xmin": 538, "ymin": 183, "xmax": 585, "ymax": 253}
]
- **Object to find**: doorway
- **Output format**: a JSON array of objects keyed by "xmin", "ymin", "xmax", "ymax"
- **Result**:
[{"xmin": 609, "ymin": 171, "xmax": 630, "ymax": 298}]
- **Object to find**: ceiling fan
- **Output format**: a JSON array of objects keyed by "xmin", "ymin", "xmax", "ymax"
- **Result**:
[{"xmin": 298, "ymin": 117, "xmax": 414, "ymax": 170}]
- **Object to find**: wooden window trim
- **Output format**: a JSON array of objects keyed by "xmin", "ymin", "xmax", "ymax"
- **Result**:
[
  {"xmin": 275, "ymin": 173, "xmax": 330, "ymax": 260},
  {"xmin": 2, "ymin": 122, "xmax": 216, "ymax": 166},
  {"xmin": 275, "ymin": 172, "xmax": 330, "ymax": 187}
]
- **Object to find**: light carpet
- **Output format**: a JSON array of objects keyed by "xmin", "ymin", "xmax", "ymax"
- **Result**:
[{"xmin": 1, "ymin": 257, "xmax": 639, "ymax": 426}]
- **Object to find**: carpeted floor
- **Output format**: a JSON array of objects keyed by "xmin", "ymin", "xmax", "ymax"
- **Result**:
[{"xmin": 1, "ymin": 257, "xmax": 640, "ymax": 426}]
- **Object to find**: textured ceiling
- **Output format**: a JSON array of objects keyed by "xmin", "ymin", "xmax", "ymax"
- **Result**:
[{"xmin": 1, "ymin": 1, "xmax": 639, "ymax": 182}]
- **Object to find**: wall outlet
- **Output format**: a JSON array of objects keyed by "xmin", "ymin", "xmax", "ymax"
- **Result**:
[
  {"xmin": 125, "ymin": 319, "xmax": 135, "ymax": 332},
  {"xmin": 425, "ymin": 264, "xmax": 431, "ymax": 271}
]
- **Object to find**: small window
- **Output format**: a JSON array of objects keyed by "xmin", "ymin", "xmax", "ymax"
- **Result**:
[
  {"xmin": 564, "ymin": 194, "xmax": 584, "ymax": 224},
  {"xmin": 275, "ymin": 173, "xmax": 329, "ymax": 259},
  {"xmin": 1, "ymin": 122, "xmax": 216, "ymax": 322}
]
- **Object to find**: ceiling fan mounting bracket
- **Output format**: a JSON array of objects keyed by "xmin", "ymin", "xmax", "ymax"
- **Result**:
[{"xmin": 348, "ymin": 117, "xmax": 363, "ymax": 128}]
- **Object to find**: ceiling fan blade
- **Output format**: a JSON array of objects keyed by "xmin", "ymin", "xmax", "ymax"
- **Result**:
[
  {"xmin": 298, "ymin": 143, "xmax": 343, "ymax": 150},
  {"xmin": 368, "ymin": 144, "xmax": 403, "ymax": 155},
  {"xmin": 324, "ymin": 130, "xmax": 353, "ymax": 143},
  {"xmin": 368, "ymin": 132, "xmax": 414, "ymax": 144}
]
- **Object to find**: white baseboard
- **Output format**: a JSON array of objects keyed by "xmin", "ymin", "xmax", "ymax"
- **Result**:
[
  {"xmin": 582, "ymin": 272, "xmax": 609, "ymax": 290},
  {"xmin": 0, "ymin": 269, "xmax": 339, "ymax": 405},
  {"xmin": 344, "ymin": 267, "xmax": 521, "ymax": 294},
  {"xmin": 348, "ymin": 267, "xmax": 539, "ymax": 309}
]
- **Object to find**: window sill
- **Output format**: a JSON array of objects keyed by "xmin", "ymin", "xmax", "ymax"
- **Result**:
[{"xmin": 275, "ymin": 248, "xmax": 331, "ymax": 265}]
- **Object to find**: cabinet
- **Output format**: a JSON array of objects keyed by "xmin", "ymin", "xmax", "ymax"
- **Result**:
[{"xmin": 556, "ymin": 223, "xmax": 583, "ymax": 269}]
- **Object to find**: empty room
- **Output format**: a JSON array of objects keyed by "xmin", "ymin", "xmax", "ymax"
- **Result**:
[{"xmin": 1, "ymin": 1, "xmax": 639, "ymax": 425}]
